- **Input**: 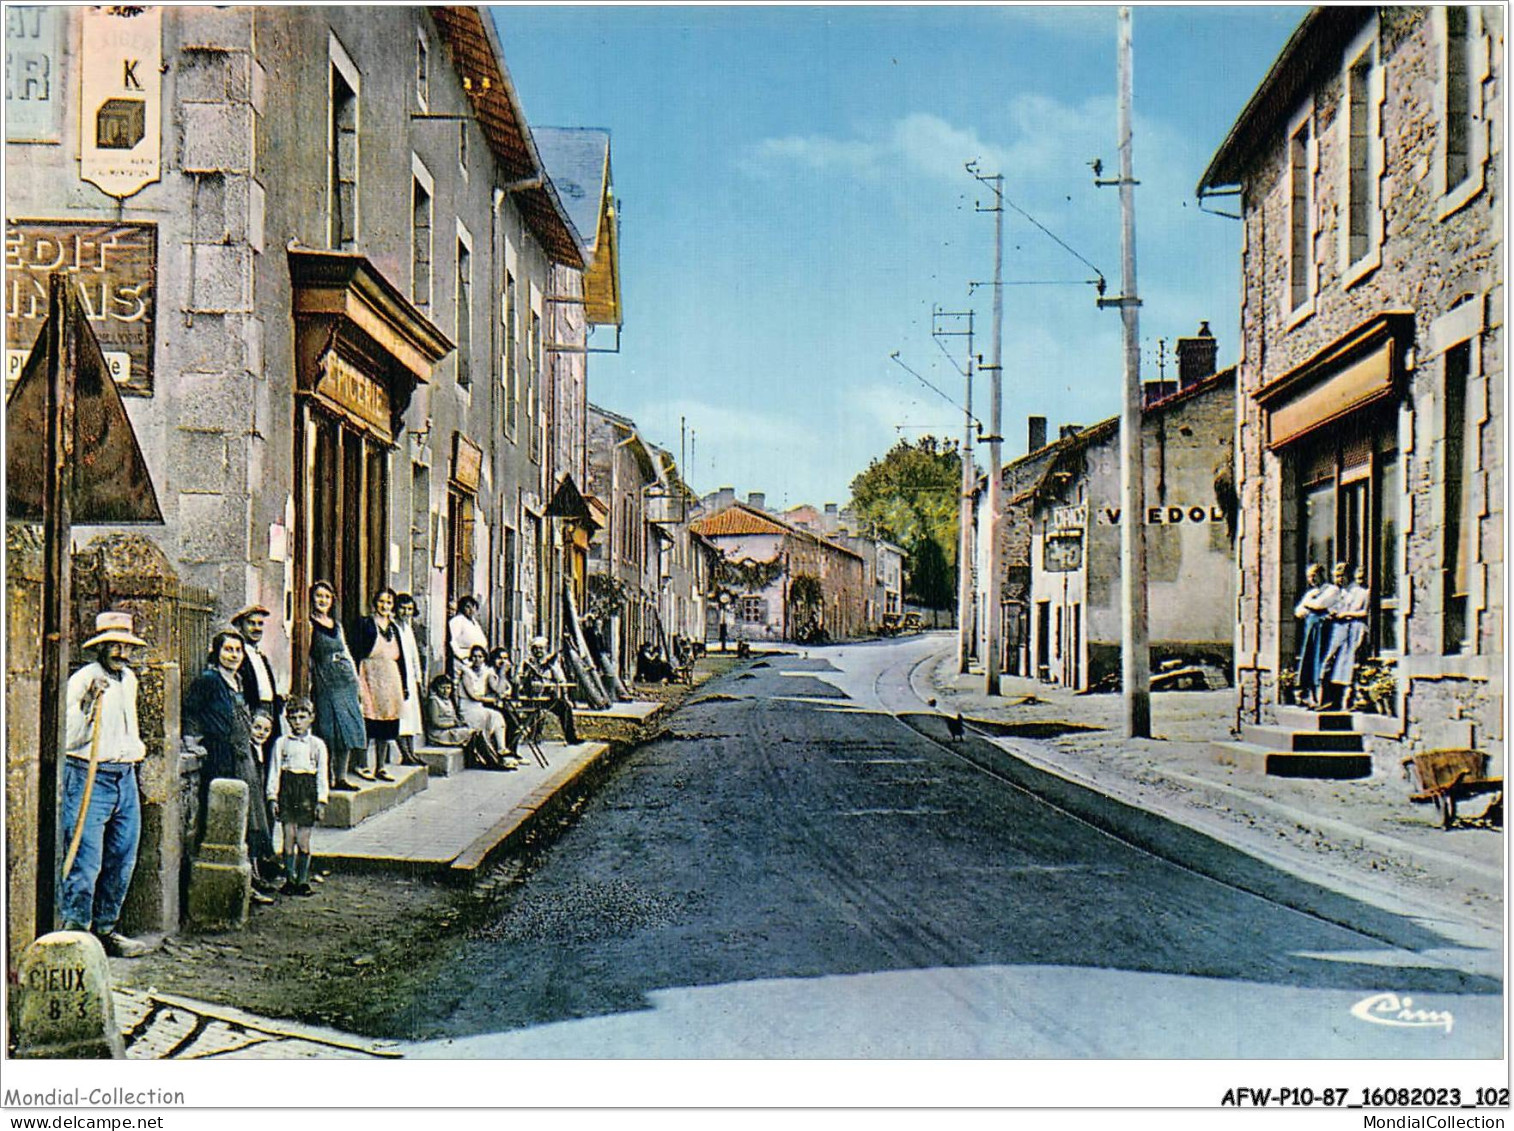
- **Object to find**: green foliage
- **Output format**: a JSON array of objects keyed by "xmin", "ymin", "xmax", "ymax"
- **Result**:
[
  {"xmin": 849, "ymin": 436, "xmax": 961, "ymax": 610},
  {"xmin": 587, "ymin": 573, "xmax": 630, "ymax": 618},
  {"xmin": 715, "ymin": 554, "xmax": 785, "ymax": 594},
  {"xmin": 788, "ymin": 573, "xmax": 827, "ymax": 643}
]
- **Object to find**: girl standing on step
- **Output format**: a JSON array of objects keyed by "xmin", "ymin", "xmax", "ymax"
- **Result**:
[
  {"xmin": 352, "ymin": 588, "xmax": 407, "ymax": 782},
  {"xmin": 267, "ymin": 696, "xmax": 328, "ymax": 896},
  {"xmin": 307, "ymin": 580, "xmax": 366, "ymax": 792}
]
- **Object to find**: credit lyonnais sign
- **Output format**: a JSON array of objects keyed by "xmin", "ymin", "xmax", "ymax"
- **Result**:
[
  {"xmin": 79, "ymin": 7, "xmax": 162, "ymax": 199},
  {"xmin": 5, "ymin": 221, "xmax": 157, "ymax": 395}
]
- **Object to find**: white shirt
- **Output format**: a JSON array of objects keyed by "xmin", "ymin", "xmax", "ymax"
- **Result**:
[
  {"xmin": 243, "ymin": 644, "xmax": 278, "ymax": 703},
  {"xmin": 1334, "ymin": 583, "xmax": 1370, "ymax": 617},
  {"xmin": 397, "ymin": 620, "xmax": 423, "ymax": 699},
  {"xmin": 266, "ymin": 734, "xmax": 330, "ymax": 804},
  {"xmin": 65, "ymin": 662, "xmax": 146, "ymax": 764},
  {"xmin": 448, "ymin": 613, "xmax": 488, "ymax": 665}
]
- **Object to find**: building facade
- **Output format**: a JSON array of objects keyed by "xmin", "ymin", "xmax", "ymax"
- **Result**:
[
  {"xmin": 4, "ymin": 6, "xmax": 595, "ymax": 683},
  {"xmin": 1021, "ymin": 368, "xmax": 1236, "ymax": 691},
  {"xmin": 693, "ymin": 501, "xmax": 866, "ymax": 643},
  {"xmin": 1198, "ymin": 6, "xmax": 1503, "ymax": 759}
]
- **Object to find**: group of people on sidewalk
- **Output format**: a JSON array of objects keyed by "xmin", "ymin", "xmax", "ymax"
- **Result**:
[
  {"xmin": 1293, "ymin": 561, "xmax": 1371, "ymax": 711},
  {"xmin": 425, "ymin": 596, "xmax": 580, "ymax": 768}
]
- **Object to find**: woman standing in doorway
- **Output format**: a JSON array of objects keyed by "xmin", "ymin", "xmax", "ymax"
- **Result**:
[
  {"xmin": 352, "ymin": 588, "xmax": 407, "ymax": 782},
  {"xmin": 307, "ymin": 580, "xmax": 367, "ymax": 792},
  {"xmin": 394, "ymin": 593, "xmax": 426, "ymax": 766}
]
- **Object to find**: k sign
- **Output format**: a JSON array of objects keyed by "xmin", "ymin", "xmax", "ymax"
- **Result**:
[{"xmin": 79, "ymin": 7, "xmax": 162, "ymax": 200}]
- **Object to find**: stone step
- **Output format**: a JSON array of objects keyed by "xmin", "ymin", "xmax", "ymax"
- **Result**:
[
  {"xmin": 319, "ymin": 764, "xmax": 428, "ymax": 829},
  {"xmin": 415, "ymin": 745, "xmax": 465, "ymax": 778},
  {"xmin": 1211, "ymin": 741, "xmax": 1373, "ymax": 780},
  {"xmin": 1272, "ymin": 706, "xmax": 1356, "ymax": 732},
  {"xmin": 1240, "ymin": 723, "xmax": 1364, "ymax": 752}
]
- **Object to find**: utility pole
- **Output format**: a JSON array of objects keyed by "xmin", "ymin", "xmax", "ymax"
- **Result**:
[
  {"xmin": 933, "ymin": 307, "xmax": 976, "ymax": 672},
  {"xmin": 969, "ymin": 162, "xmax": 1005, "ymax": 697},
  {"xmin": 1096, "ymin": 7, "xmax": 1150, "ymax": 737}
]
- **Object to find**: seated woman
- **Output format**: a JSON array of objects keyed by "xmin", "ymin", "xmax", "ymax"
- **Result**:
[
  {"xmin": 636, "ymin": 641, "xmax": 675, "ymax": 684},
  {"xmin": 459, "ymin": 645, "xmax": 516, "ymax": 764},
  {"xmin": 423, "ymin": 673, "xmax": 501, "ymax": 769}
]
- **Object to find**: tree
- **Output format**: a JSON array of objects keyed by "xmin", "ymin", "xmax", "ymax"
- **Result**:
[{"xmin": 848, "ymin": 436, "xmax": 961, "ymax": 609}]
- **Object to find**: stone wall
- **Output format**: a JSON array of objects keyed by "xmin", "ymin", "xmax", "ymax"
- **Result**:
[{"xmin": 1232, "ymin": 7, "xmax": 1503, "ymax": 761}]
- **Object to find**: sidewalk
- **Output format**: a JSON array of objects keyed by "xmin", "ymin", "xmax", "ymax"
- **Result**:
[
  {"xmin": 920, "ymin": 648, "xmax": 1504, "ymax": 954},
  {"xmin": 311, "ymin": 739, "xmax": 616, "ymax": 878}
]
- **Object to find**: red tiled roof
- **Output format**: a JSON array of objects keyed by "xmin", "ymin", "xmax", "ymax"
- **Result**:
[{"xmin": 691, "ymin": 503, "xmax": 792, "ymax": 538}]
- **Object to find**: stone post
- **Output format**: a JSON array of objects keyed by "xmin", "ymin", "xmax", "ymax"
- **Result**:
[
  {"xmin": 14, "ymin": 931, "xmax": 124, "ymax": 1059},
  {"xmin": 71, "ymin": 534, "xmax": 183, "ymax": 936},
  {"xmin": 187, "ymin": 778, "xmax": 251, "ymax": 931},
  {"xmin": 5, "ymin": 525, "xmax": 46, "ymax": 976}
]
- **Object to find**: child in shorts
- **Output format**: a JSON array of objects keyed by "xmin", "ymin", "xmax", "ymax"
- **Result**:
[{"xmin": 266, "ymin": 695, "xmax": 329, "ymax": 896}]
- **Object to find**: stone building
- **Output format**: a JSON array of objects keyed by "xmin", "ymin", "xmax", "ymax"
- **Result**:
[
  {"xmin": 3, "ymin": 6, "xmax": 612, "ymax": 959},
  {"xmin": 1012, "ymin": 361, "xmax": 1236, "ymax": 691},
  {"xmin": 1197, "ymin": 6, "xmax": 1503, "ymax": 759},
  {"xmin": 692, "ymin": 501, "xmax": 866, "ymax": 643},
  {"xmin": 4, "ymin": 5, "xmax": 599, "ymax": 678}
]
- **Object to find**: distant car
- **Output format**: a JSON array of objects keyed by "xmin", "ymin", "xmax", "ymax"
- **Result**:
[
  {"xmin": 880, "ymin": 612, "xmax": 903, "ymax": 636},
  {"xmin": 902, "ymin": 612, "xmax": 924, "ymax": 631}
]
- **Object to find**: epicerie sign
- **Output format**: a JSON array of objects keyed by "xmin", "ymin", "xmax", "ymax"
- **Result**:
[{"xmin": 5, "ymin": 221, "xmax": 157, "ymax": 395}]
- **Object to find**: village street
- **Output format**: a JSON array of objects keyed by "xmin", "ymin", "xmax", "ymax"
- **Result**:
[{"xmin": 395, "ymin": 636, "xmax": 1501, "ymax": 1060}]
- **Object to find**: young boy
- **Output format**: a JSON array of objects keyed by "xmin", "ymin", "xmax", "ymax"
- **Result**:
[{"xmin": 266, "ymin": 696, "xmax": 329, "ymax": 896}]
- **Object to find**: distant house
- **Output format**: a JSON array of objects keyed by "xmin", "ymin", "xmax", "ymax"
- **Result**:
[
  {"xmin": 1018, "ymin": 365, "xmax": 1236, "ymax": 691},
  {"xmin": 692, "ymin": 502, "xmax": 866, "ymax": 643}
]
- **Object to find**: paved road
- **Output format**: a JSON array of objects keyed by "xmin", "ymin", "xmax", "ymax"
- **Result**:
[{"xmin": 408, "ymin": 638, "xmax": 1501, "ymax": 1058}]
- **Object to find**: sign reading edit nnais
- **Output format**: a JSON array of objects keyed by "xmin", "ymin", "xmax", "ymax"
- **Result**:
[
  {"xmin": 5, "ymin": 222, "xmax": 158, "ymax": 395},
  {"xmin": 79, "ymin": 6, "xmax": 162, "ymax": 199}
]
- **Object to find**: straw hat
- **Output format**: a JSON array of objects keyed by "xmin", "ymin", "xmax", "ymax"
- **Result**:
[{"xmin": 83, "ymin": 611, "xmax": 147, "ymax": 650}]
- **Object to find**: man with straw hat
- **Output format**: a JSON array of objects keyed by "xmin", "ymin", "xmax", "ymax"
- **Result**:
[{"xmin": 60, "ymin": 610, "xmax": 154, "ymax": 957}]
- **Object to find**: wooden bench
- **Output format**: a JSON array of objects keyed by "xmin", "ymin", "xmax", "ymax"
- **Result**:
[{"xmin": 1402, "ymin": 749, "xmax": 1503, "ymax": 829}]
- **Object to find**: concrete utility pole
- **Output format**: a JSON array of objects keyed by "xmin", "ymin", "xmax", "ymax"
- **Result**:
[
  {"xmin": 1097, "ymin": 7, "xmax": 1150, "ymax": 737},
  {"xmin": 933, "ymin": 308, "xmax": 977, "ymax": 672},
  {"xmin": 969, "ymin": 163, "xmax": 1005, "ymax": 697}
]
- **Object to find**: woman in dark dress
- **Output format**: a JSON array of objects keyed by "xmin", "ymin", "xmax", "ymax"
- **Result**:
[
  {"xmin": 183, "ymin": 629, "xmax": 275, "ymax": 890},
  {"xmin": 307, "ymin": 580, "xmax": 367, "ymax": 791}
]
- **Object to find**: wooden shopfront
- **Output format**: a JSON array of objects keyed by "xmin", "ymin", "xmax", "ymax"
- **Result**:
[{"xmin": 288, "ymin": 250, "xmax": 452, "ymax": 682}]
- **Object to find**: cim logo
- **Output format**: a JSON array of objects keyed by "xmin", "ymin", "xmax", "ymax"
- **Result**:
[{"xmin": 1350, "ymin": 992, "xmax": 1454, "ymax": 1034}]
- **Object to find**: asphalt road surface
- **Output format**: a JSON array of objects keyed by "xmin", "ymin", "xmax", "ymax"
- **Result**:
[{"xmin": 409, "ymin": 637, "xmax": 1501, "ymax": 1058}]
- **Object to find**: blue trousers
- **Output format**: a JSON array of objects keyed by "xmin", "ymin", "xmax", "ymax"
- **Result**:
[{"xmin": 58, "ymin": 759, "xmax": 141, "ymax": 934}]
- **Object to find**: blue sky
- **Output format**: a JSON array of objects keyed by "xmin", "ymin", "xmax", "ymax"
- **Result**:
[{"xmin": 493, "ymin": 4, "xmax": 1307, "ymax": 510}]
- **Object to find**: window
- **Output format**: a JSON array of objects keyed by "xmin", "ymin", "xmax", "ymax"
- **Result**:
[
  {"xmin": 458, "ymin": 122, "xmax": 469, "ymax": 178},
  {"xmin": 528, "ymin": 310, "xmax": 542, "ymax": 462},
  {"xmin": 504, "ymin": 273, "xmax": 517, "ymax": 435},
  {"xmin": 740, "ymin": 596, "xmax": 765, "ymax": 624},
  {"xmin": 1341, "ymin": 25, "xmax": 1381, "ymax": 278},
  {"xmin": 456, "ymin": 237, "xmax": 471, "ymax": 387},
  {"xmin": 1442, "ymin": 342, "xmax": 1473, "ymax": 653},
  {"xmin": 411, "ymin": 175, "xmax": 431, "ymax": 305},
  {"xmin": 1376, "ymin": 452, "xmax": 1400, "ymax": 653},
  {"xmin": 415, "ymin": 31, "xmax": 428, "ymax": 112},
  {"xmin": 329, "ymin": 63, "xmax": 358, "ymax": 249},
  {"xmin": 1288, "ymin": 113, "xmax": 1314, "ymax": 313},
  {"xmin": 1445, "ymin": 7, "xmax": 1472, "ymax": 191}
]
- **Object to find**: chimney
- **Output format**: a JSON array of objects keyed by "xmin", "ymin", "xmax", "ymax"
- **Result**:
[
  {"xmin": 748, "ymin": 491, "xmax": 766, "ymax": 511},
  {"xmin": 1058, "ymin": 423, "xmax": 1083, "ymax": 440},
  {"xmin": 1176, "ymin": 321, "xmax": 1218, "ymax": 389},
  {"xmin": 1028, "ymin": 415, "xmax": 1048, "ymax": 452},
  {"xmin": 1143, "ymin": 379, "xmax": 1177, "ymax": 407},
  {"xmin": 717, "ymin": 486, "xmax": 736, "ymax": 509},
  {"xmin": 823, "ymin": 503, "xmax": 839, "ymax": 534}
]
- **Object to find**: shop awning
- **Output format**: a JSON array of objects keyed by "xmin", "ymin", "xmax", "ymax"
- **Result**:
[{"xmin": 1255, "ymin": 312, "xmax": 1414, "ymax": 449}]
